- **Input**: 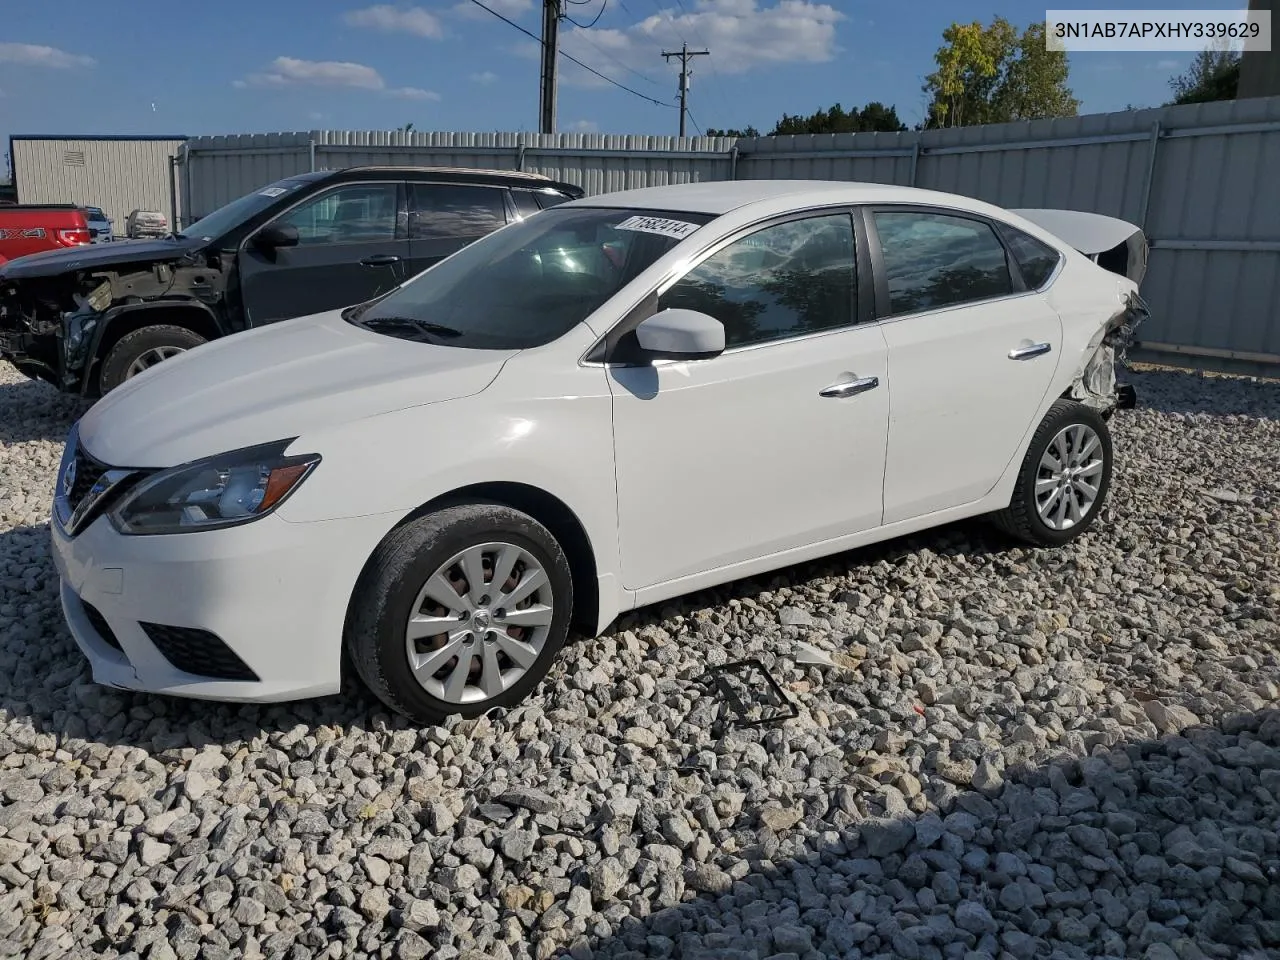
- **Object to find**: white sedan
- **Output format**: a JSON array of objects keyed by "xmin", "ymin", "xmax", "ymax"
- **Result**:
[{"xmin": 49, "ymin": 180, "xmax": 1149, "ymax": 724}]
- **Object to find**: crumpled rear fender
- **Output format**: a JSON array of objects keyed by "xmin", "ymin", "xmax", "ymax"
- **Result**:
[{"xmin": 1068, "ymin": 289, "xmax": 1150, "ymax": 412}]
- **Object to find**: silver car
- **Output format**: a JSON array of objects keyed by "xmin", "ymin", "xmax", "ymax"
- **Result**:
[{"xmin": 82, "ymin": 205, "xmax": 113, "ymax": 243}]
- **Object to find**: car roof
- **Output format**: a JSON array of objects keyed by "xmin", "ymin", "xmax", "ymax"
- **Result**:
[
  {"xmin": 300, "ymin": 165, "xmax": 582, "ymax": 195},
  {"xmin": 574, "ymin": 179, "xmax": 993, "ymax": 216}
]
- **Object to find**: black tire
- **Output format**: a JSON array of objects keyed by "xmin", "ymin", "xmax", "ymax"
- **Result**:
[
  {"xmin": 993, "ymin": 398, "xmax": 1113, "ymax": 546},
  {"xmin": 345, "ymin": 503, "xmax": 574, "ymax": 725},
  {"xmin": 99, "ymin": 324, "xmax": 208, "ymax": 393}
]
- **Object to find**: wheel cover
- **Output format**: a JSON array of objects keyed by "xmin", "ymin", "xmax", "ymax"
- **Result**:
[
  {"xmin": 125, "ymin": 345, "xmax": 186, "ymax": 379},
  {"xmin": 1035, "ymin": 422, "xmax": 1105, "ymax": 531},
  {"xmin": 404, "ymin": 541, "xmax": 555, "ymax": 705}
]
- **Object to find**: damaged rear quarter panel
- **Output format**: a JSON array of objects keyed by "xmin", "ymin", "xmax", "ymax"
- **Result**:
[{"xmin": 1047, "ymin": 262, "xmax": 1149, "ymax": 413}]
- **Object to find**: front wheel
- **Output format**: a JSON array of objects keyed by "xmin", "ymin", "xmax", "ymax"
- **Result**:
[
  {"xmin": 346, "ymin": 504, "xmax": 574, "ymax": 725},
  {"xmin": 993, "ymin": 398, "xmax": 1113, "ymax": 546},
  {"xmin": 99, "ymin": 324, "xmax": 208, "ymax": 393}
]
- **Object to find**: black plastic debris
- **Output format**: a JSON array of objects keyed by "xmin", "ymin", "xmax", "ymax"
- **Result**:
[{"xmin": 698, "ymin": 658, "xmax": 799, "ymax": 733}]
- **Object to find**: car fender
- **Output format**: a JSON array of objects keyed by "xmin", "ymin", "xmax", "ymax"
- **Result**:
[
  {"xmin": 273, "ymin": 336, "xmax": 625, "ymax": 622},
  {"xmin": 77, "ymin": 300, "xmax": 230, "ymax": 393}
]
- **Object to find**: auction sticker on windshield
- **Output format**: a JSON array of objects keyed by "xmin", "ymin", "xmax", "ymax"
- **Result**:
[
  {"xmin": 615, "ymin": 215, "xmax": 702, "ymax": 240},
  {"xmin": 259, "ymin": 187, "xmax": 289, "ymax": 198}
]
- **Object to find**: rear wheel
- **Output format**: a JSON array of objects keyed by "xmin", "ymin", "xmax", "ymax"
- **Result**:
[
  {"xmin": 99, "ymin": 324, "xmax": 207, "ymax": 393},
  {"xmin": 993, "ymin": 399, "xmax": 1113, "ymax": 546},
  {"xmin": 346, "ymin": 504, "xmax": 574, "ymax": 725}
]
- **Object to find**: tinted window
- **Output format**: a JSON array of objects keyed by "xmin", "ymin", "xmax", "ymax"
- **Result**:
[
  {"xmin": 873, "ymin": 211, "xmax": 1013, "ymax": 316},
  {"xmin": 1003, "ymin": 225, "xmax": 1062, "ymax": 288},
  {"xmin": 659, "ymin": 213, "xmax": 856, "ymax": 349},
  {"xmin": 410, "ymin": 184, "xmax": 506, "ymax": 240},
  {"xmin": 275, "ymin": 183, "xmax": 397, "ymax": 245},
  {"xmin": 353, "ymin": 206, "xmax": 714, "ymax": 349},
  {"xmin": 510, "ymin": 189, "xmax": 541, "ymax": 219},
  {"xmin": 181, "ymin": 177, "xmax": 311, "ymax": 242},
  {"xmin": 535, "ymin": 191, "xmax": 572, "ymax": 210}
]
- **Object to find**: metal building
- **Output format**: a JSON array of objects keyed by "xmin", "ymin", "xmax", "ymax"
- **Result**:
[{"xmin": 8, "ymin": 135, "xmax": 187, "ymax": 235}]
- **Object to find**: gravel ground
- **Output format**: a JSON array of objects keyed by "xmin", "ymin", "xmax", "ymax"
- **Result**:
[{"xmin": 0, "ymin": 359, "xmax": 1278, "ymax": 960}]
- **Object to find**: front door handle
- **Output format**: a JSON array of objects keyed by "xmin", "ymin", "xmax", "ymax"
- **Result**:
[
  {"xmin": 1009, "ymin": 341, "xmax": 1052, "ymax": 360},
  {"xmin": 819, "ymin": 375, "xmax": 879, "ymax": 399},
  {"xmin": 361, "ymin": 254, "xmax": 401, "ymax": 266}
]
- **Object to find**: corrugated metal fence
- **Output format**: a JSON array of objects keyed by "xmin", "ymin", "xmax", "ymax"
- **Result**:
[
  {"xmin": 178, "ymin": 131, "xmax": 737, "ymax": 220},
  {"xmin": 13, "ymin": 136, "xmax": 186, "ymax": 231},
  {"xmin": 179, "ymin": 95, "xmax": 1280, "ymax": 373}
]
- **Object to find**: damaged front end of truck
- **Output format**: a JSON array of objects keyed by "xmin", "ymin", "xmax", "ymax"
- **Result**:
[{"xmin": 0, "ymin": 242, "xmax": 227, "ymax": 395}]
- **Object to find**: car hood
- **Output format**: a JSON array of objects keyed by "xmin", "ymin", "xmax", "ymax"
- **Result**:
[
  {"xmin": 0, "ymin": 237, "xmax": 202, "ymax": 279},
  {"xmin": 78, "ymin": 309, "xmax": 517, "ymax": 468}
]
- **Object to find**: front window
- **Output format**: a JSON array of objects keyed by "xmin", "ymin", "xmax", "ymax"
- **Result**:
[
  {"xmin": 274, "ymin": 183, "xmax": 398, "ymax": 245},
  {"xmin": 659, "ymin": 213, "xmax": 857, "ymax": 349},
  {"xmin": 179, "ymin": 177, "xmax": 311, "ymax": 242},
  {"xmin": 349, "ymin": 206, "xmax": 716, "ymax": 349}
]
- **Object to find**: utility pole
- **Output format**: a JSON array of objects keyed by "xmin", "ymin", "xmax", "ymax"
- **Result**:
[
  {"xmin": 662, "ymin": 42, "xmax": 710, "ymax": 138},
  {"xmin": 539, "ymin": 0, "xmax": 560, "ymax": 134}
]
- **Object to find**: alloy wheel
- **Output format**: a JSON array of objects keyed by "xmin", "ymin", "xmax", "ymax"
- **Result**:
[
  {"xmin": 125, "ymin": 345, "xmax": 186, "ymax": 379},
  {"xmin": 404, "ymin": 541, "xmax": 555, "ymax": 704},
  {"xmin": 1035, "ymin": 422, "xmax": 1105, "ymax": 531}
]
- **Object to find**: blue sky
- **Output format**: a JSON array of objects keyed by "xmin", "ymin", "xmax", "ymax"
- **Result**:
[{"xmin": 0, "ymin": 0, "xmax": 1242, "ymax": 146}]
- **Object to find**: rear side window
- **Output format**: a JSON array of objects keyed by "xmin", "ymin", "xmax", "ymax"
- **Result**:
[
  {"xmin": 510, "ymin": 189, "xmax": 541, "ymax": 219},
  {"xmin": 410, "ymin": 184, "xmax": 507, "ymax": 240},
  {"xmin": 873, "ymin": 210, "xmax": 1013, "ymax": 316},
  {"xmin": 535, "ymin": 191, "xmax": 571, "ymax": 210},
  {"xmin": 1002, "ymin": 225, "xmax": 1062, "ymax": 289}
]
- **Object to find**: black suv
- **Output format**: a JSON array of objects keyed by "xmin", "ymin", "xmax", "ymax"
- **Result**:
[{"xmin": 0, "ymin": 166, "xmax": 583, "ymax": 395}]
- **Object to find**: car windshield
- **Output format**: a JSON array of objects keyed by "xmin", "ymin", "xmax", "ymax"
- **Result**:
[
  {"xmin": 178, "ymin": 177, "xmax": 310, "ymax": 242},
  {"xmin": 85, "ymin": 207, "xmax": 105, "ymax": 219},
  {"xmin": 349, "ymin": 206, "xmax": 715, "ymax": 349}
]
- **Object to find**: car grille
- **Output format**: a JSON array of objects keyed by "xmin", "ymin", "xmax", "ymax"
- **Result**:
[
  {"xmin": 81, "ymin": 600, "xmax": 123, "ymax": 652},
  {"xmin": 69, "ymin": 447, "xmax": 109, "ymax": 511},
  {"xmin": 139, "ymin": 622, "xmax": 260, "ymax": 682}
]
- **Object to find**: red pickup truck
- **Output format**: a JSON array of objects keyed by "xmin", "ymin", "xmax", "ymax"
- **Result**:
[{"xmin": 0, "ymin": 205, "xmax": 92, "ymax": 265}]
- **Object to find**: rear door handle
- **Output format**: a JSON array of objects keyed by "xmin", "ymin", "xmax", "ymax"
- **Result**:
[
  {"xmin": 1009, "ymin": 341, "xmax": 1052, "ymax": 360},
  {"xmin": 361, "ymin": 254, "xmax": 401, "ymax": 266},
  {"xmin": 819, "ymin": 375, "xmax": 879, "ymax": 399}
]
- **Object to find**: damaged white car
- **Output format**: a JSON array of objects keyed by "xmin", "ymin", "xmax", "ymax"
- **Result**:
[{"xmin": 52, "ymin": 180, "xmax": 1149, "ymax": 724}]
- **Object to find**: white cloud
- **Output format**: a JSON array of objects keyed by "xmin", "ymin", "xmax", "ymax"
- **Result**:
[
  {"xmin": 471, "ymin": 70, "xmax": 499, "ymax": 85},
  {"xmin": 244, "ymin": 56, "xmax": 386, "ymax": 90},
  {"xmin": 237, "ymin": 57, "xmax": 440, "ymax": 102},
  {"xmin": 1154, "ymin": 58, "xmax": 1181, "ymax": 70},
  {"xmin": 0, "ymin": 42, "xmax": 95, "ymax": 69},
  {"xmin": 569, "ymin": 119, "xmax": 599, "ymax": 132},
  {"xmin": 389, "ymin": 86, "xmax": 441, "ymax": 100},
  {"xmin": 517, "ymin": 0, "xmax": 843, "ymax": 91},
  {"xmin": 454, "ymin": 0, "xmax": 533, "ymax": 19},
  {"xmin": 345, "ymin": 5, "xmax": 444, "ymax": 39}
]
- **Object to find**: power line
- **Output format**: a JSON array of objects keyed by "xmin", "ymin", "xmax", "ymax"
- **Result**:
[
  {"xmin": 666, "ymin": 0, "xmax": 734, "ymax": 126},
  {"xmin": 662, "ymin": 42, "xmax": 710, "ymax": 137},
  {"xmin": 466, "ymin": 0, "xmax": 674, "ymax": 110},
  {"xmin": 564, "ymin": 0, "xmax": 607, "ymax": 29},
  {"xmin": 572, "ymin": 29, "xmax": 663, "ymax": 87},
  {"xmin": 685, "ymin": 106, "xmax": 703, "ymax": 136}
]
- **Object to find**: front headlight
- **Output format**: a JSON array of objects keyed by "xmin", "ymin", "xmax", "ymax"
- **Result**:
[{"xmin": 108, "ymin": 439, "xmax": 320, "ymax": 535}]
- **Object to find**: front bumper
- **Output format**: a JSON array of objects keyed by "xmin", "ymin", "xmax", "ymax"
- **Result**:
[{"xmin": 50, "ymin": 508, "xmax": 400, "ymax": 703}]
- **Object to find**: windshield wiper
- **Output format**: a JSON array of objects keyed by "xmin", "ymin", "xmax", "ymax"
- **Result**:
[{"xmin": 359, "ymin": 315, "xmax": 464, "ymax": 340}]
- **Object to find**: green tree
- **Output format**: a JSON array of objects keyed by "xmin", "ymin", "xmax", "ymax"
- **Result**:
[
  {"xmin": 1168, "ymin": 45, "xmax": 1240, "ymax": 104},
  {"xmin": 705, "ymin": 125, "xmax": 761, "ymax": 138},
  {"xmin": 924, "ymin": 17, "xmax": 1079, "ymax": 128},
  {"xmin": 769, "ymin": 102, "xmax": 908, "ymax": 135}
]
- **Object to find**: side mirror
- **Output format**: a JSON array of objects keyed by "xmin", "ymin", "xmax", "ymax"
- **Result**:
[
  {"xmin": 254, "ymin": 223, "xmax": 299, "ymax": 251},
  {"xmin": 634, "ymin": 308, "xmax": 725, "ymax": 361}
]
